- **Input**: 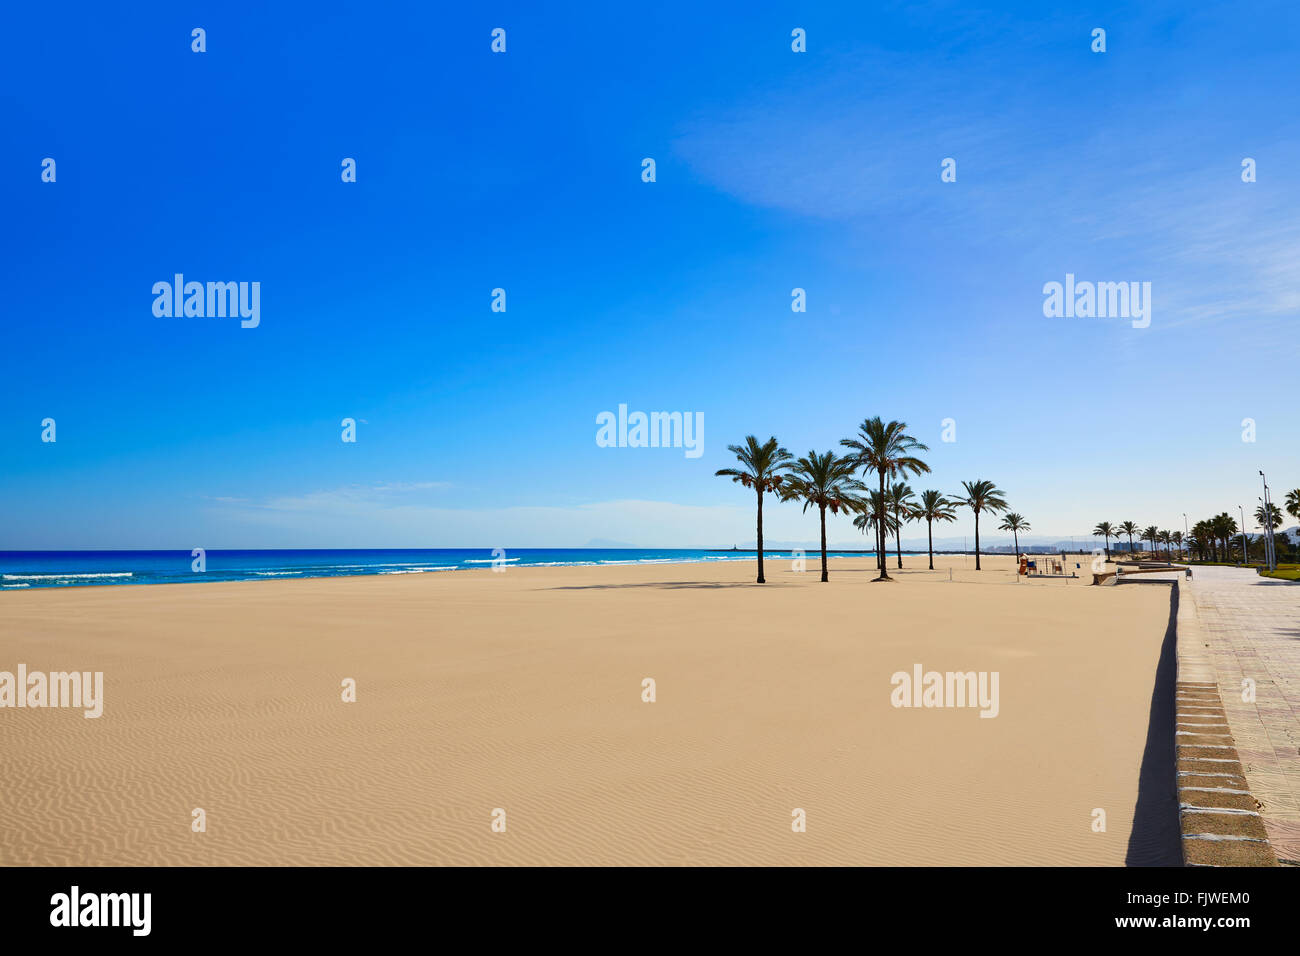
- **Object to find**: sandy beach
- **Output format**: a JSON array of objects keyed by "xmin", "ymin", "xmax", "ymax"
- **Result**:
[{"xmin": 0, "ymin": 554, "xmax": 1176, "ymax": 866}]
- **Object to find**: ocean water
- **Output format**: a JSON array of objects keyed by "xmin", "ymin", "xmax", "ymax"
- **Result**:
[{"xmin": 0, "ymin": 549, "xmax": 895, "ymax": 590}]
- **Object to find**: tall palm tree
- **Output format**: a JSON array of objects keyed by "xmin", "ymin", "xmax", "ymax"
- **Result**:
[
  {"xmin": 887, "ymin": 482, "xmax": 918, "ymax": 569},
  {"xmin": 780, "ymin": 451, "xmax": 866, "ymax": 583},
  {"xmin": 1281, "ymin": 490, "xmax": 1298, "ymax": 558},
  {"xmin": 1255, "ymin": 502, "xmax": 1283, "ymax": 530},
  {"xmin": 1093, "ymin": 521, "xmax": 1116, "ymax": 560},
  {"xmin": 1193, "ymin": 519, "xmax": 1214, "ymax": 561},
  {"xmin": 1211, "ymin": 513, "xmax": 1237, "ymax": 562},
  {"xmin": 1158, "ymin": 529, "xmax": 1172, "ymax": 558},
  {"xmin": 999, "ymin": 513, "xmax": 1030, "ymax": 560},
  {"xmin": 841, "ymin": 418, "xmax": 930, "ymax": 582},
  {"xmin": 952, "ymin": 480, "xmax": 1008, "ymax": 571},
  {"xmin": 1119, "ymin": 520, "xmax": 1139, "ymax": 556},
  {"xmin": 1253, "ymin": 504, "xmax": 1283, "ymax": 564},
  {"xmin": 715, "ymin": 435, "xmax": 793, "ymax": 584},
  {"xmin": 1172, "ymin": 530, "xmax": 1183, "ymax": 561},
  {"xmin": 916, "ymin": 490, "xmax": 957, "ymax": 570},
  {"xmin": 854, "ymin": 490, "xmax": 897, "ymax": 558},
  {"xmin": 1142, "ymin": 525, "xmax": 1160, "ymax": 558}
]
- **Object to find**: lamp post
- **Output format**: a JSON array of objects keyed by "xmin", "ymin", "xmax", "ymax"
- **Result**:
[
  {"xmin": 1260, "ymin": 471, "xmax": 1276, "ymax": 571},
  {"xmin": 1259, "ymin": 497, "xmax": 1267, "ymax": 567},
  {"xmin": 1258, "ymin": 502, "xmax": 1268, "ymax": 567},
  {"xmin": 1183, "ymin": 512, "xmax": 1189, "ymax": 563},
  {"xmin": 1239, "ymin": 505, "xmax": 1249, "ymax": 565}
]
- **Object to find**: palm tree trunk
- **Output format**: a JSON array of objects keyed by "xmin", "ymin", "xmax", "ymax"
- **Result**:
[
  {"xmin": 927, "ymin": 518, "xmax": 934, "ymax": 570},
  {"xmin": 974, "ymin": 511, "xmax": 982, "ymax": 570},
  {"xmin": 819, "ymin": 504, "xmax": 828, "ymax": 583},
  {"xmin": 1013, "ymin": 529, "xmax": 1019, "ymax": 559},
  {"xmin": 876, "ymin": 470, "xmax": 890, "ymax": 580},
  {"xmin": 755, "ymin": 489, "xmax": 765, "ymax": 584},
  {"xmin": 894, "ymin": 509, "xmax": 903, "ymax": 568}
]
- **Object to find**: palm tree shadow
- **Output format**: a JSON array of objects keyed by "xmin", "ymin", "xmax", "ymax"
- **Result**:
[{"xmin": 1124, "ymin": 580, "xmax": 1184, "ymax": 866}]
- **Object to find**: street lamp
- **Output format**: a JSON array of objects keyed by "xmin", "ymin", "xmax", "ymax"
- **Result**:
[
  {"xmin": 1239, "ymin": 505, "xmax": 1248, "ymax": 565},
  {"xmin": 1260, "ymin": 471, "xmax": 1276, "ymax": 570},
  {"xmin": 1259, "ymin": 497, "xmax": 1271, "ymax": 569}
]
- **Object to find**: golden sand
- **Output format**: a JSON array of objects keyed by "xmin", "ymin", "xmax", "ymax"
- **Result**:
[{"xmin": 0, "ymin": 554, "xmax": 1171, "ymax": 865}]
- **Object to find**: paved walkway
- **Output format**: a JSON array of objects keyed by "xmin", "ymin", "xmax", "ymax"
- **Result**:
[{"xmin": 1182, "ymin": 567, "xmax": 1300, "ymax": 863}]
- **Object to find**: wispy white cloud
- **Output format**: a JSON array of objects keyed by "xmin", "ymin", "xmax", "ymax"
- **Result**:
[
  {"xmin": 223, "ymin": 481, "xmax": 452, "ymax": 515},
  {"xmin": 672, "ymin": 46, "xmax": 1300, "ymax": 331}
]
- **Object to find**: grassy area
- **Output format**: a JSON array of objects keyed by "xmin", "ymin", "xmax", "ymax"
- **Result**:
[{"xmin": 1259, "ymin": 568, "xmax": 1300, "ymax": 581}]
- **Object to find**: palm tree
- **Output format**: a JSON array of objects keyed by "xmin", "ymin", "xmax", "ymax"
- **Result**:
[
  {"xmin": 715, "ymin": 435, "xmax": 793, "ymax": 583},
  {"xmin": 1158, "ymin": 529, "xmax": 1172, "ymax": 558},
  {"xmin": 1119, "ymin": 521, "xmax": 1139, "ymax": 556},
  {"xmin": 887, "ymin": 482, "xmax": 918, "ymax": 569},
  {"xmin": 1211, "ymin": 513, "xmax": 1237, "ymax": 562},
  {"xmin": 952, "ymin": 480, "xmax": 1008, "ymax": 571},
  {"xmin": 1282, "ymin": 490, "xmax": 1299, "ymax": 559},
  {"xmin": 999, "ymin": 513, "xmax": 1030, "ymax": 560},
  {"xmin": 1141, "ymin": 525, "xmax": 1159, "ymax": 558},
  {"xmin": 1093, "ymin": 521, "xmax": 1116, "ymax": 560},
  {"xmin": 854, "ymin": 490, "xmax": 898, "ymax": 558},
  {"xmin": 1199, "ymin": 520, "xmax": 1216, "ymax": 561},
  {"xmin": 916, "ymin": 490, "xmax": 957, "ymax": 570},
  {"xmin": 1253, "ymin": 503, "xmax": 1283, "ymax": 564},
  {"xmin": 780, "ymin": 451, "xmax": 866, "ymax": 583},
  {"xmin": 841, "ymin": 418, "xmax": 930, "ymax": 582},
  {"xmin": 1172, "ymin": 530, "xmax": 1183, "ymax": 561},
  {"xmin": 1193, "ymin": 519, "xmax": 1214, "ymax": 561},
  {"xmin": 1255, "ymin": 502, "xmax": 1283, "ymax": 531}
]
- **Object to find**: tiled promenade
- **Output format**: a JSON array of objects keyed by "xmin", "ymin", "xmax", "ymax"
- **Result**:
[{"xmin": 1179, "ymin": 567, "xmax": 1300, "ymax": 864}]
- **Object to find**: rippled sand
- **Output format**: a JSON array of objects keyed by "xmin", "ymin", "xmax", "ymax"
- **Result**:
[{"xmin": 0, "ymin": 554, "xmax": 1173, "ymax": 865}]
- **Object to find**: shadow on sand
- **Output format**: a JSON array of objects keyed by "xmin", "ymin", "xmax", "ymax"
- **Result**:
[
  {"xmin": 1122, "ymin": 579, "xmax": 1185, "ymax": 866},
  {"xmin": 543, "ymin": 581, "xmax": 793, "ymax": 591}
]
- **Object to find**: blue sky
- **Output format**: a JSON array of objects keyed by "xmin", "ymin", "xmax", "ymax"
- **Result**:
[{"xmin": 3, "ymin": 1, "xmax": 1297, "ymax": 549}]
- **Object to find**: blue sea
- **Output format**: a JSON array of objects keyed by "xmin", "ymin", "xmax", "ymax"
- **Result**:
[{"xmin": 0, "ymin": 549, "xmax": 891, "ymax": 590}]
